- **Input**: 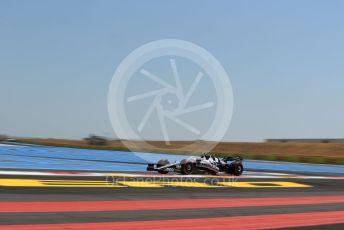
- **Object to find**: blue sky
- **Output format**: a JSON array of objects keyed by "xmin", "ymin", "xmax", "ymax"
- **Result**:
[{"xmin": 1, "ymin": 0, "xmax": 344, "ymax": 141}]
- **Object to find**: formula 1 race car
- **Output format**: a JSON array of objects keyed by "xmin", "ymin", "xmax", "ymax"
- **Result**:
[{"xmin": 147, "ymin": 154, "xmax": 243, "ymax": 176}]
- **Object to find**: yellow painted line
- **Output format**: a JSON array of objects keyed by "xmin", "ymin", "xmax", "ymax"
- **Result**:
[
  {"xmin": 218, "ymin": 181, "xmax": 312, "ymax": 188},
  {"xmin": 0, "ymin": 179, "xmax": 311, "ymax": 188},
  {"xmin": 109, "ymin": 181, "xmax": 222, "ymax": 188},
  {"xmin": 0, "ymin": 179, "xmax": 124, "ymax": 187},
  {"xmin": 116, "ymin": 181, "xmax": 163, "ymax": 187},
  {"xmin": 41, "ymin": 179, "xmax": 125, "ymax": 187},
  {"xmin": 157, "ymin": 181, "xmax": 219, "ymax": 188},
  {"xmin": 0, "ymin": 179, "xmax": 44, "ymax": 187},
  {"xmin": 40, "ymin": 184, "xmax": 124, "ymax": 188},
  {"xmin": 42, "ymin": 180, "xmax": 109, "ymax": 184},
  {"xmin": 42, "ymin": 180, "xmax": 108, "ymax": 183}
]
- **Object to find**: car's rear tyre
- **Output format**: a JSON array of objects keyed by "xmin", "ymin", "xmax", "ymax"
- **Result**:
[
  {"xmin": 228, "ymin": 162, "xmax": 243, "ymax": 176},
  {"xmin": 157, "ymin": 159, "xmax": 170, "ymax": 174},
  {"xmin": 181, "ymin": 161, "xmax": 194, "ymax": 175}
]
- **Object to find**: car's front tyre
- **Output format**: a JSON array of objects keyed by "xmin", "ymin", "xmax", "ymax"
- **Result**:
[
  {"xmin": 181, "ymin": 161, "xmax": 194, "ymax": 175},
  {"xmin": 157, "ymin": 159, "xmax": 170, "ymax": 174},
  {"xmin": 227, "ymin": 162, "xmax": 243, "ymax": 176}
]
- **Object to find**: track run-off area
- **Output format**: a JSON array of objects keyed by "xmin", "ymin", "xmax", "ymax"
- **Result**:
[{"xmin": 0, "ymin": 144, "xmax": 343, "ymax": 229}]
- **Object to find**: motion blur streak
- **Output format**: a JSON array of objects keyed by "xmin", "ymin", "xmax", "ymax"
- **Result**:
[
  {"xmin": 1, "ymin": 211, "xmax": 343, "ymax": 230},
  {"xmin": 1, "ymin": 196, "xmax": 344, "ymax": 213}
]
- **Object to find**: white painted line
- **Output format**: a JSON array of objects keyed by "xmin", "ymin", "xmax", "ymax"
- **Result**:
[{"xmin": 0, "ymin": 170, "xmax": 342, "ymax": 179}]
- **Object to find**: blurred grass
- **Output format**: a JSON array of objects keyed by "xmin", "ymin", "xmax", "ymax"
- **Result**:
[{"xmin": 16, "ymin": 138, "xmax": 344, "ymax": 165}]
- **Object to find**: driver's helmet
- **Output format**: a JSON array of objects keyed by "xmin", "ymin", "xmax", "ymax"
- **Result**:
[{"xmin": 202, "ymin": 153, "xmax": 211, "ymax": 160}]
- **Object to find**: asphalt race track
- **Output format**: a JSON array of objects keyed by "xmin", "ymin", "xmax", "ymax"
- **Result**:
[
  {"xmin": 0, "ymin": 145, "xmax": 343, "ymax": 229},
  {"xmin": 0, "ymin": 171, "xmax": 343, "ymax": 229}
]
